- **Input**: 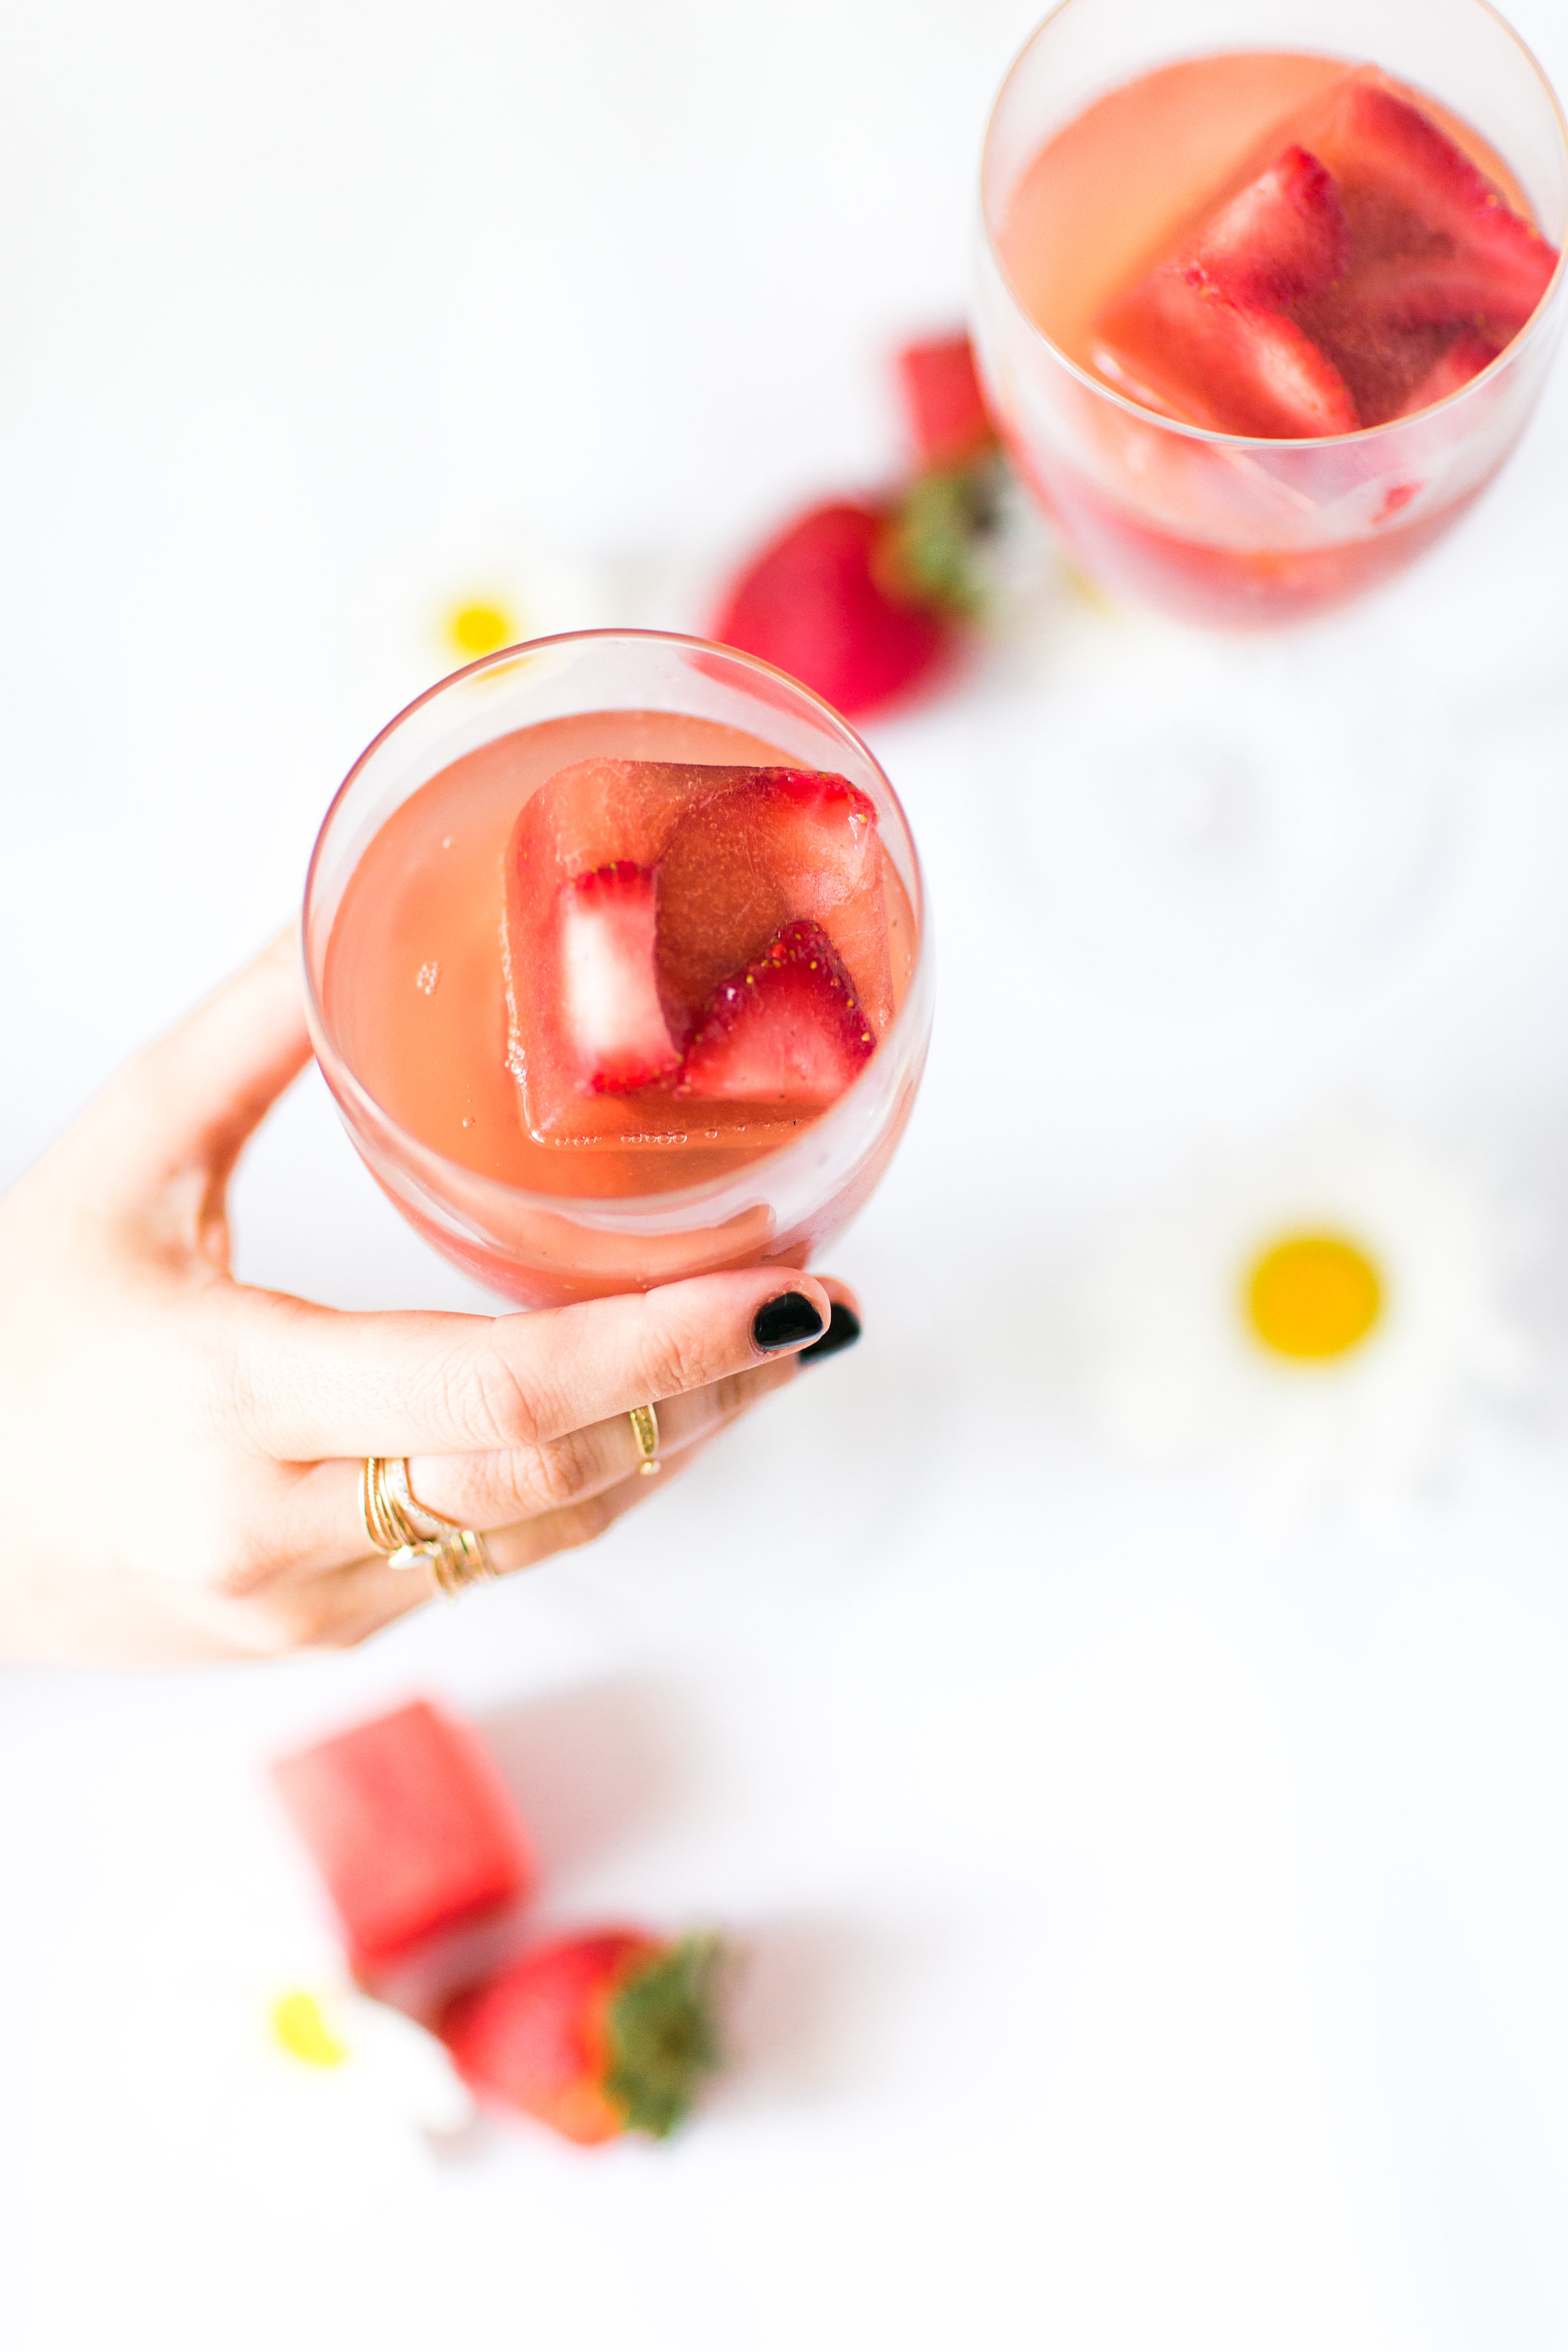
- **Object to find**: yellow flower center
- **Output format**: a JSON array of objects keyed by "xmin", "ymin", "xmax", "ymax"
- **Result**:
[
  {"xmin": 447, "ymin": 600, "xmax": 514, "ymax": 658},
  {"xmin": 271, "ymin": 1989, "xmax": 348, "ymax": 2068},
  {"xmin": 1245, "ymin": 1232, "xmax": 1382, "ymax": 1362}
]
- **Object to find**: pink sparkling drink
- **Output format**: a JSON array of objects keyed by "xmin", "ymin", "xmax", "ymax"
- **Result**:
[
  {"xmin": 975, "ymin": 0, "xmax": 1568, "ymax": 627},
  {"xmin": 304, "ymin": 632, "xmax": 930, "ymax": 1308}
]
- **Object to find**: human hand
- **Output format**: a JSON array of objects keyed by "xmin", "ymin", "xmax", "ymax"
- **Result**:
[{"xmin": 0, "ymin": 932, "xmax": 858, "ymax": 1665}]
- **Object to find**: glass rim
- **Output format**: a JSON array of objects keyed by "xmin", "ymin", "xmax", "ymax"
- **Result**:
[
  {"xmin": 978, "ymin": 0, "xmax": 1568, "ymax": 452},
  {"xmin": 302, "ymin": 626, "xmax": 930, "ymax": 1232}
]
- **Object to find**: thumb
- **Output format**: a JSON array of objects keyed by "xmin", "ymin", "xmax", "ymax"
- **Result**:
[{"xmin": 87, "ymin": 926, "xmax": 314, "ymax": 1218}]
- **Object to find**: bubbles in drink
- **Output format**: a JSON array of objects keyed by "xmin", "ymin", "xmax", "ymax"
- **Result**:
[{"xmin": 416, "ymin": 961, "xmax": 440, "ymax": 997}]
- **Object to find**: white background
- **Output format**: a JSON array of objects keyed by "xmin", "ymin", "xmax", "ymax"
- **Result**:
[{"xmin": 4, "ymin": 3, "xmax": 1568, "ymax": 2345}]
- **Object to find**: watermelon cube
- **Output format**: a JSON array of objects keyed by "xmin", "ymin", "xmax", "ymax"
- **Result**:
[
  {"xmin": 272, "ymin": 1699, "xmax": 534, "ymax": 1975},
  {"xmin": 896, "ymin": 333, "xmax": 996, "ymax": 467}
]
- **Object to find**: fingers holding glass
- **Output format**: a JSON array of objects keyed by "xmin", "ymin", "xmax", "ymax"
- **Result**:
[
  {"xmin": 276, "ymin": 1347, "xmax": 802, "ymax": 1581},
  {"xmin": 307, "ymin": 1428, "xmax": 728, "ymax": 1648}
]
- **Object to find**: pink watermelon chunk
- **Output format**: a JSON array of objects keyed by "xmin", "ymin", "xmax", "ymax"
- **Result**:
[
  {"xmin": 896, "ymin": 332, "xmax": 996, "ymax": 466},
  {"xmin": 272, "ymin": 1700, "xmax": 534, "ymax": 1976},
  {"xmin": 1093, "ymin": 67, "xmax": 1560, "ymax": 436}
]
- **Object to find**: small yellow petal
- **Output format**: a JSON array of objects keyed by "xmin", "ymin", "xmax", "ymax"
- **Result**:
[{"xmin": 271, "ymin": 1989, "xmax": 348, "ymax": 2069}]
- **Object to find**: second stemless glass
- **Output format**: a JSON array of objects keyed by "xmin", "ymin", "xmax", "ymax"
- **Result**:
[
  {"xmin": 303, "ymin": 632, "xmax": 931, "ymax": 1309},
  {"xmin": 974, "ymin": 0, "xmax": 1568, "ymax": 627}
]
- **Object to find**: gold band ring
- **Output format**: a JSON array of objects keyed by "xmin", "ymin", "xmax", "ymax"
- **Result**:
[
  {"xmin": 427, "ymin": 1527, "xmax": 495, "ymax": 1597},
  {"xmin": 361, "ymin": 1456, "xmax": 495, "ymax": 1596},
  {"xmin": 628, "ymin": 1403, "xmax": 661, "ymax": 1476}
]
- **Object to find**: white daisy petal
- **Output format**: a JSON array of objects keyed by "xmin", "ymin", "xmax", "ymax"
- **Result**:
[{"xmin": 268, "ymin": 1983, "xmax": 474, "ymax": 2138}]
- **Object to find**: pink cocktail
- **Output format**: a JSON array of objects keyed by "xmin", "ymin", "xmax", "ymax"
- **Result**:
[
  {"xmin": 975, "ymin": 0, "xmax": 1568, "ymax": 627},
  {"xmin": 304, "ymin": 632, "xmax": 930, "ymax": 1307}
]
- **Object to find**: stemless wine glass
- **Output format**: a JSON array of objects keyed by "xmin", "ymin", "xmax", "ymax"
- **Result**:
[
  {"xmin": 303, "ymin": 631, "xmax": 931, "ymax": 1308},
  {"xmin": 974, "ymin": 0, "xmax": 1568, "ymax": 627}
]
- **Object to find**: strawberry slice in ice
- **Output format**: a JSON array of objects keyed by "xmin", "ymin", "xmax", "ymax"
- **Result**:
[
  {"xmin": 1305, "ymin": 73, "xmax": 1558, "ymax": 330},
  {"xmin": 1095, "ymin": 142, "xmax": 1358, "ymax": 435},
  {"xmin": 505, "ymin": 757, "xmax": 742, "ymax": 1141},
  {"xmin": 557, "ymin": 862, "xmax": 681, "ymax": 1094},
  {"xmin": 1092, "ymin": 67, "xmax": 1558, "ymax": 436},
  {"xmin": 1289, "ymin": 72, "xmax": 1560, "ymax": 419},
  {"xmin": 1096, "ymin": 271, "xmax": 1358, "ymax": 438},
  {"xmin": 504, "ymin": 756, "xmax": 892, "ymax": 1146},
  {"xmin": 1396, "ymin": 328, "xmax": 1506, "ymax": 418},
  {"xmin": 1186, "ymin": 144, "xmax": 1351, "ymax": 310},
  {"xmin": 677, "ymin": 920, "xmax": 875, "ymax": 1109},
  {"xmin": 655, "ymin": 768, "xmax": 892, "ymax": 1047}
]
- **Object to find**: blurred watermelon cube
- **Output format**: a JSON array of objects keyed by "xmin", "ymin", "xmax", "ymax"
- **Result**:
[{"xmin": 272, "ymin": 1699, "xmax": 535, "ymax": 1974}]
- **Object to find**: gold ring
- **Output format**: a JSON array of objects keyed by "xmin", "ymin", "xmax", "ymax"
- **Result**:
[
  {"xmin": 361, "ymin": 1456, "xmax": 492, "ymax": 1588},
  {"xmin": 385, "ymin": 1456, "xmax": 465, "ymax": 1541},
  {"xmin": 628, "ymin": 1403, "xmax": 661, "ymax": 1476},
  {"xmin": 428, "ymin": 1527, "xmax": 496, "ymax": 1598}
]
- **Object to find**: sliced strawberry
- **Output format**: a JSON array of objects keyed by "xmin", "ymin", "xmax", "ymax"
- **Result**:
[
  {"xmin": 555, "ymin": 862, "xmax": 679, "ymax": 1094},
  {"xmin": 1188, "ymin": 144, "xmax": 1350, "ymax": 309},
  {"xmin": 1092, "ymin": 67, "xmax": 1557, "ymax": 437},
  {"xmin": 1396, "ymin": 328, "xmax": 1505, "ymax": 416},
  {"xmin": 1295, "ymin": 291, "xmax": 1450, "ymax": 429},
  {"xmin": 677, "ymin": 919, "xmax": 875, "ymax": 1109},
  {"xmin": 1344, "ymin": 245, "xmax": 1544, "ymax": 338},
  {"xmin": 1303, "ymin": 71, "xmax": 1558, "ymax": 318},
  {"xmin": 503, "ymin": 758, "xmax": 893, "ymax": 1145},
  {"xmin": 505, "ymin": 760, "xmax": 749, "ymax": 1142},
  {"xmin": 711, "ymin": 500, "xmax": 950, "ymax": 719},
  {"xmin": 896, "ymin": 333, "xmax": 996, "ymax": 466},
  {"xmin": 1095, "ymin": 270, "xmax": 1358, "ymax": 437},
  {"xmin": 655, "ymin": 768, "xmax": 892, "ymax": 1043}
]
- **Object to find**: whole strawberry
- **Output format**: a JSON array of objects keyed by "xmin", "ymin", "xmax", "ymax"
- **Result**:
[
  {"xmin": 711, "ymin": 499, "xmax": 949, "ymax": 719},
  {"xmin": 440, "ymin": 1929, "xmax": 723, "ymax": 2145}
]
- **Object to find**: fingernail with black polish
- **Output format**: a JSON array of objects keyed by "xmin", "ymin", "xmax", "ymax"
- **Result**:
[
  {"xmin": 800, "ymin": 1301, "xmax": 862, "ymax": 1365},
  {"xmin": 752, "ymin": 1291, "xmax": 826, "ymax": 1352}
]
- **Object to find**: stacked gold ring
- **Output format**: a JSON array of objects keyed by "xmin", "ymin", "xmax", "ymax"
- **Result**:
[{"xmin": 361, "ymin": 1456, "xmax": 495, "ymax": 1596}]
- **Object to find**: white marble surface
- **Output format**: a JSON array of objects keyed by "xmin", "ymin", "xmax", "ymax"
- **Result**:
[{"xmin": 5, "ymin": 4, "xmax": 1568, "ymax": 2346}]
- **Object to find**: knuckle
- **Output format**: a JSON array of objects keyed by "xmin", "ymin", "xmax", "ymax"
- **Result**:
[
  {"xmin": 709, "ymin": 1368, "xmax": 752, "ymax": 1419},
  {"xmin": 455, "ymin": 1345, "xmax": 544, "ymax": 1451},
  {"xmin": 641, "ymin": 1311, "xmax": 715, "ymax": 1403},
  {"xmin": 556, "ymin": 1492, "xmax": 615, "ymax": 1554},
  {"xmin": 205, "ymin": 1529, "xmax": 285, "ymax": 1603},
  {"xmin": 519, "ymin": 1429, "xmax": 598, "ymax": 1514}
]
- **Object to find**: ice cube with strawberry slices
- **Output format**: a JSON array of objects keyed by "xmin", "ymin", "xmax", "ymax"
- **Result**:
[
  {"xmin": 1093, "ymin": 66, "xmax": 1559, "ymax": 437},
  {"xmin": 503, "ymin": 758, "xmax": 893, "ymax": 1146}
]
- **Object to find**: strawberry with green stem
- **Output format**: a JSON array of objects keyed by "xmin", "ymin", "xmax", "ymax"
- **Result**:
[
  {"xmin": 710, "ymin": 333, "xmax": 1004, "ymax": 717},
  {"xmin": 441, "ymin": 1929, "xmax": 724, "ymax": 2145}
]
